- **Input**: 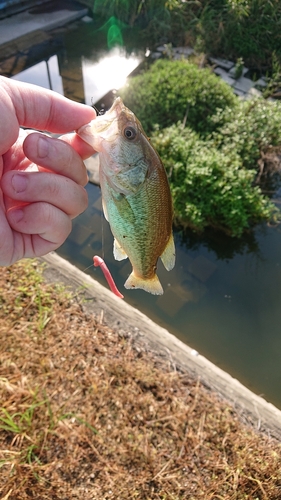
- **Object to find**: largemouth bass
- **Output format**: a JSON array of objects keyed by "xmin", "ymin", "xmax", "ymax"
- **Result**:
[{"xmin": 77, "ymin": 97, "xmax": 175, "ymax": 295}]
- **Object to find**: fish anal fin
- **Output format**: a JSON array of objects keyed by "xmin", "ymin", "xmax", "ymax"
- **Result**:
[
  {"xmin": 160, "ymin": 233, "xmax": 176, "ymax": 271},
  {"xmin": 125, "ymin": 271, "xmax": 163, "ymax": 295},
  {"xmin": 113, "ymin": 238, "xmax": 128, "ymax": 261}
]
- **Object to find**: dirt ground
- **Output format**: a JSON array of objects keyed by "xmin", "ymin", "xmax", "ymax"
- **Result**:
[{"xmin": 1, "ymin": 259, "xmax": 281, "ymax": 499}]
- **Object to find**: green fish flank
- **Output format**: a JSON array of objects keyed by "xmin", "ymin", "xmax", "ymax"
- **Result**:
[{"xmin": 78, "ymin": 97, "xmax": 175, "ymax": 295}]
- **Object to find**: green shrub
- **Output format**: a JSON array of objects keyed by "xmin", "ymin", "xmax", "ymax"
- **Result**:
[
  {"xmin": 152, "ymin": 124, "xmax": 277, "ymax": 236},
  {"xmin": 119, "ymin": 59, "xmax": 237, "ymax": 135},
  {"xmin": 192, "ymin": 0, "xmax": 281, "ymax": 72},
  {"xmin": 211, "ymin": 98, "xmax": 281, "ymax": 169}
]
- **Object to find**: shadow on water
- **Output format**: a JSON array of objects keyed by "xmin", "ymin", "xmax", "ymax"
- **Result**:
[{"xmin": 2, "ymin": 16, "xmax": 281, "ymax": 409}]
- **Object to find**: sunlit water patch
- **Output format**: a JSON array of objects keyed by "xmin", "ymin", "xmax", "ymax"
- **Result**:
[{"xmin": 82, "ymin": 47, "xmax": 142, "ymax": 105}]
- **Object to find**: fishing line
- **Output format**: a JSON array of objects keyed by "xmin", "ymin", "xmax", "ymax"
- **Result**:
[
  {"xmin": 90, "ymin": 98, "xmax": 99, "ymax": 116},
  {"xmin": 82, "ymin": 263, "xmax": 95, "ymax": 273},
  {"xmin": 101, "ymin": 197, "xmax": 105, "ymax": 260}
]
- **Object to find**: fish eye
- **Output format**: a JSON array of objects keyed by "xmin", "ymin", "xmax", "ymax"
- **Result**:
[{"xmin": 124, "ymin": 126, "xmax": 137, "ymax": 141}]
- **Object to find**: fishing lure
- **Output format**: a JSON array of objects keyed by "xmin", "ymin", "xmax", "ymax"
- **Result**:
[{"xmin": 93, "ymin": 255, "xmax": 124, "ymax": 299}]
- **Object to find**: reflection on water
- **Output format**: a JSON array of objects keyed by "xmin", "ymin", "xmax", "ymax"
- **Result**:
[
  {"xmin": 2, "ymin": 15, "xmax": 144, "ymax": 105},
  {"xmin": 178, "ymin": 226, "xmax": 262, "ymax": 262},
  {"xmin": 2, "ymin": 17, "xmax": 281, "ymax": 409},
  {"xmin": 11, "ymin": 45, "xmax": 141, "ymax": 106},
  {"xmin": 12, "ymin": 55, "xmax": 64, "ymax": 93}
]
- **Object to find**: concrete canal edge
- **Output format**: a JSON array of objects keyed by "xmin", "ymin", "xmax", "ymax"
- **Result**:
[{"xmin": 41, "ymin": 252, "xmax": 281, "ymax": 442}]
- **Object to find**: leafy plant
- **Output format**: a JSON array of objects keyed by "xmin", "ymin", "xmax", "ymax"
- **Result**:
[
  {"xmin": 211, "ymin": 98, "xmax": 281, "ymax": 169},
  {"xmin": 152, "ymin": 124, "xmax": 278, "ymax": 236},
  {"xmin": 119, "ymin": 59, "xmax": 237, "ymax": 135},
  {"xmin": 263, "ymin": 52, "xmax": 281, "ymax": 99},
  {"xmin": 234, "ymin": 57, "xmax": 244, "ymax": 79},
  {"xmin": 191, "ymin": 0, "xmax": 281, "ymax": 72}
]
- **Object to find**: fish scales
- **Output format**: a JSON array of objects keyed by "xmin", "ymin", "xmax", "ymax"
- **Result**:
[
  {"xmin": 77, "ymin": 97, "xmax": 175, "ymax": 295},
  {"xmin": 101, "ymin": 166, "xmax": 171, "ymax": 279}
]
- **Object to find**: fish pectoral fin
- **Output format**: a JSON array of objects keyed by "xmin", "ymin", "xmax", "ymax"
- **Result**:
[
  {"xmin": 113, "ymin": 238, "xmax": 128, "ymax": 261},
  {"xmin": 102, "ymin": 198, "xmax": 109, "ymax": 222},
  {"xmin": 160, "ymin": 233, "xmax": 176, "ymax": 271},
  {"xmin": 124, "ymin": 271, "xmax": 163, "ymax": 295}
]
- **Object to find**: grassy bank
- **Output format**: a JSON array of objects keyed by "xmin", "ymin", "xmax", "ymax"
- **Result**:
[{"xmin": 1, "ymin": 260, "xmax": 281, "ymax": 499}]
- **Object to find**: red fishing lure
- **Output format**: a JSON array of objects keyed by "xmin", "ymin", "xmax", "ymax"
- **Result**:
[{"xmin": 93, "ymin": 256, "xmax": 124, "ymax": 299}]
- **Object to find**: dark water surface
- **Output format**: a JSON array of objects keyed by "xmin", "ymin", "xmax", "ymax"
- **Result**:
[{"xmin": 3, "ymin": 17, "xmax": 281, "ymax": 408}]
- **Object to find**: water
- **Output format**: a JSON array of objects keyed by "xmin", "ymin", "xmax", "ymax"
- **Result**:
[
  {"xmin": 58, "ymin": 182, "xmax": 281, "ymax": 409},
  {"xmin": 2, "ymin": 16, "xmax": 281, "ymax": 409}
]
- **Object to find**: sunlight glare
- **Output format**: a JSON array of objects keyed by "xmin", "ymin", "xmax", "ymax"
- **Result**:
[{"xmin": 82, "ymin": 47, "xmax": 141, "ymax": 105}]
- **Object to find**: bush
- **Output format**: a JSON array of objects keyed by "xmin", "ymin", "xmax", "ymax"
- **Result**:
[
  {"xmin": 211, "ymin": 98, "xmax": 281, "ymax": 169},
  {"xmin": 119, "ymin": 59, "xmax": 237, "ymax": 135},
  {"xmin": 151, "ymin": 124, "xmax": 277, "ymax": 236},
  {"xmin": 191, "ymin": 0, "xmax": 281, "ymax": 73}
]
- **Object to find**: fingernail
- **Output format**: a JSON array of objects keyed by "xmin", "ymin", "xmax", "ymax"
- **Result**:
[
  {"xmin": 9, "ymin": 208, "xmax": 24, "ymax": 222},
  {"xmin": 12, "ymin": 173, "xmax": 28, "ymax": 193},
  {"xmin": 38, "ymin": 136, "xmax": 49, "ymax": 158}
]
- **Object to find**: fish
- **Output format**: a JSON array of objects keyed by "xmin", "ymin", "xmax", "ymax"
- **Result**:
[{"xmin": 77, "ymin": 97, "xmax": 175, "ymax": 295}]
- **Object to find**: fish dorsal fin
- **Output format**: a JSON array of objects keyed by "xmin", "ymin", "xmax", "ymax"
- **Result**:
[
  {"xmin": 125, "ymin": 271, "xmax": 163, "ymax": 295},
  {"xmin": 113, "ymin": 238, "xmax": 128, "ymax": 261},
  {"xmin": 160, "ymin": 233, "xmax": 176, "ymax": 271}
]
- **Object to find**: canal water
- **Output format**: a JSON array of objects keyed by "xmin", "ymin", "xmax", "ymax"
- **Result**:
[{"xmin": 2, "ymin": 16, "xmax": 281, "ymax": 409}]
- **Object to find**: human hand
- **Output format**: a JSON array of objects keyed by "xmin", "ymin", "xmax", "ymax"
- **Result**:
[{"xmin": 0, "ymin": 76, "xmax": 96, "ymax": 266}]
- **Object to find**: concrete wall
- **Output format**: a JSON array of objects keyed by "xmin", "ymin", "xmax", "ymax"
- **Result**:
[{"xmin": 0, "ymin": 0, "xmax": 45, "ymax": 18}]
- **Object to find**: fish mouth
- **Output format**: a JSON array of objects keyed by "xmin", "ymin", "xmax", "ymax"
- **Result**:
[
  {"xmin": 77, "ymin": 97, "xmax": 133, "ymax": 149},
  {"xmin": 108, "ymin": 97, "xmax": 126, "ymax": 115},
  {"xmin": 98, "ymin": 97, "xmax": 128, "ymax": 129},
  {"xmin": 87, "ymin": 98, "xmax": 126, "ymax": 141}
]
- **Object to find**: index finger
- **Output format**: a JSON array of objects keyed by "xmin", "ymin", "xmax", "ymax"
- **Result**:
[{"xmin": 0, "ymin": 76, "xmax": 96, "ymax": 134}]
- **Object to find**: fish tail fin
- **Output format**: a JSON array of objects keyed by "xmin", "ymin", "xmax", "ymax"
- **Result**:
[{"xmin": 124, "ymin": 271, "xmax": 163, "ymax": 295}]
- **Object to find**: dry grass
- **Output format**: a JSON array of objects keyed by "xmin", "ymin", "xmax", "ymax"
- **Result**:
[{"xmin": 0, "ymin": 260, "xmax": 281, "ymax": 500}]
